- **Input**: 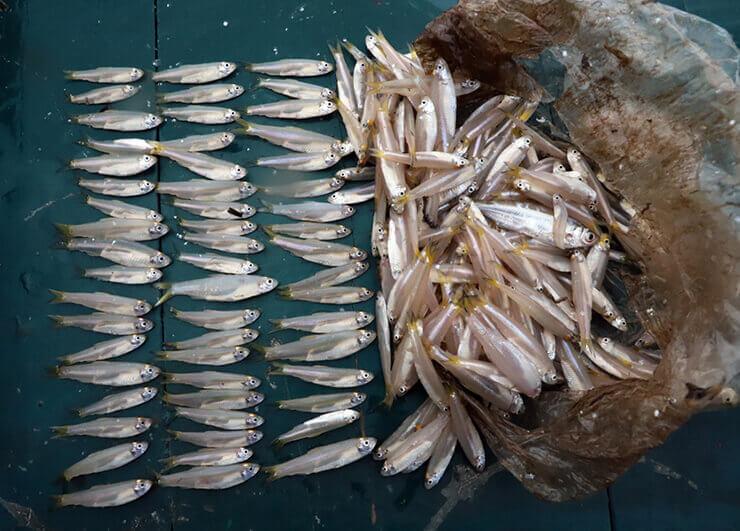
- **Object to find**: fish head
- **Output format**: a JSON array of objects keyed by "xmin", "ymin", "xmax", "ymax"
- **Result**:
[
  {"xmin": 243, "ymin": 309, "xmax": 260, "ymax": 324},
  {"xmin": 349, "ymin": 247, "xmax": 366, "ymax": 260},
  {"xmin": 242, "ymin": 329, "xmax": 259, "ymax": 341},
  {"xmin": 335, "ymin": 225, "xmax": 351, "ymax": 237},
  {"xmin": 332, "ymin": 141, "xmax": 353, "ymax": 156},
  {"xmin": 365, "ymin": 34, "xmax": 379, "ymax": 50},
  {"xmin": 514, "ymin": 135, "xmax": 532, "ymax": 151},
  {"xmin": 245, "ymin": 413, "xmax": 263, "ymax": 427},
  {"xmin": 354, "ymin": 261, "xmax": 369, "ymax": 274},
  {"xmin": 356, "ymin": 370, "xmax": 373, "ymax": 385},
  {"xmin": 350, "ymin": 392, "xmax": 366, "ymax": 406},
  {"xmin": 419, "ymin": 97, "xmax": 433, "ymax": 113},
  {"xmin": 611, "ymin": 317, "xmax": 628, "ymax": 331},
  {"xmin": 150, "ymin": 251, "xmax": 171, "ymax": 267},
  {"xmin": 139, "ymin": 154, "xmax": 156, "ymax": 169},
  {"xmin": 143, "ymin": 114, "xmax": 161, "ymax": 128},
  {"xmin": 603, "ymin": 308, "xmax": 616, "ymax": 321},
  {"xmin": 141, "ymin": 386, "xmax": 157, "ymax": 400},
  {"xmin": 130, "ymin": 440, "xmax": 148, "ymax": 456},
  {"xmin": 462, "ymin": 78, "xmax": 480, "ymax": 91},
  {"xmin": 135, "ymin": 417, "xmax": 151, "ymax": 432},
  {"xmin": 329, "ymin": 177, "xmax": 345, "ymax": 191},
  {"xmin": 139, "ymin": 180, "xmax": 155, "ymax": 193},
  {"xmin": 140, "ymin": 364, "xmax": 159, "ymax": 381},
  {"xmin": 228, "ymin": 84, "xmax": 245, "ymax": 97},
  {"xmin": 130, "ymin": 68, "xmax": 144, "ymax": 80},
  {"xmin": 130, "ymin": 334, "xmax": 147, "ymax": 346},
  {"xmin": 433, "ymin": 58, "xmax": 451, "ymax": 81},
  {"xmin": 241, "ymin": 463, "xmax": 260, "ymax": 479},
  {"xmin": 258, "ymin": 277, "xmax": 277, "ymax": 293},
  {"xmin": 243, "ymin": 376, "xmax": 262, "ymax": 389},
  {"xmin": 553, "ymin": 163, "xmax": 568, "ymax": 174},
  {"xmin": 513, "ymin": 179, "xmax": 530, "ymax": 192},
  {"xmin": 579, "ymin": 229, "xmax": 598, "ymax": 247},
  {"xmin": 146, "ymin": 268, "xmax": 163, "ymax": 282},
  {"xmin": 247, "ymin": 239, "xmax": 264, "ymax": 252},
  {"xmin": 317, "ymin": 61, "xmax": 332, "ymax": 74},
  {"xmin": 425, "ymin": 472, "xmax": 442, "ymax": 489},
  {"xmin": 341, "ymin": 205, "xmax": 355, "ymax": 217},
  {"xmin": 328, "ymin": 192, "xmax": 341, "ymax": 203},
  {"xmin": 552, "ymin": 193, "xmax": 563, "ymax": 203},
  {"xmin": 149, "ymin": 222, "xmax": 169, "ymax": 237},
  {"xmin": 236, "ymin": 447, "xmax": 251, "ymax": 460},
  {"xmin": 358, "ymin": 330, "xmax": 376, "ymax": 345},
  {"xmin": 122, "ymin": 84, "xmax": 137, "ymax": 94},
  {"xmin": 146, "ymin": 209, "xmax": 163, "ymax": 222},
  {"xmin": 133, "ymin": 300, "xmax": 152, "ymax": 316},
  {"xmin": 359, "ymin": 288, "xmax": 374, "ymax": 301},
  {"xmin": 247, "ymin": 391, "xmax": 264, "ymax": 406},
  {"xmin": 396, "ymin": 384, "xmax": 408, "ymax": 396},
  {"xmin": 335, "ymin": 169, "xmax": 351, "ymax": 179},
  {"xmin": 233, "ymin": 347, "xmax": 249, "ymax": 361},
  {"xmin": 231, "ymin": 164, "xmax": 247, "ymax": 179},
  {"xmin": 133, "ymin": 479, "xmax": 153, "ymax": 496},
  {"xmin": 225, "ymin": 109, "xmax": 240, "ymax": 121},
  {"xmin": 219, "ymin": 61, "xmax": 237, "ymax": 75},
  {"xmin": 320, "ymin": 87, "xmax": 336, "ymax": 100},
  {"xmin": 134, "ymin": 318, "xmax": 153, "ymax": 333},
  {"xmin": 240, "ymin": 220, "xmax": 257, "ymax": 233},
  {"xmin": 597, "ymin": 337, "xmax": 611, "ymax": 350},
  {"xmin": 240, "ymin": 260, "xmax": 258, "ymax": 274},
  {"xmin": 344, "ymin": 410, "xmax": 360, "ymax": 423},
  {"xmin": 357, "ymin": 437, "xmax": 377, "ymax": 456},
  {"xmin": 221, "ymin": 131, "xmax": 236, "ymax": 145},
  {"xmin": 319, "ymin": 99, "xmax": 337, "ymax": 114},
  {"xmin": 246, "ymin": 430, "xmax": 263, "ymax": 444},
  {"xmin": 566, "ymin": 148, "xmax": 582, "ymax": 166},
  {"xmin": 355, "ymin": 311, "xmax": 372, "ymax": 326},
  {"xmin": 323, "ymin": 151, "xmax": 338, "ymax": 165}
]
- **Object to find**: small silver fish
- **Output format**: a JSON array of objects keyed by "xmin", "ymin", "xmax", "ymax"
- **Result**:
[
  {"xmin": 59, "ymin": 334, "xmax": 147, "ymax": 365},
  {"xmin": 178, "ymin": 252, "xmax": 258, "ymax": 275},
  {"xmin": 235, "ymin": 119, "xmax": 344, "ymax": 153},
  {"xmin": 271, "ymin": 310, "xmax": 373, "ymax": 333},
  {"xmin": 78, "ymin": 178, "xmax": 155, "ymax": 197},
  {"xmin": 157, "ymin": 346, "xmax": 249, "ymax": 366},
  {"xmin": 173, "ymin": 407, "xmax": 264, "ymax": 430},
  {"xmin": 56, "ymin": 218, "xmax": 169, "ymax": 241},
  {"xmin": 335, "ymin": 166, "xmax": 375, "ymax": 181},
  {"xmin": 161, "ymin": 105, "xmax": 240, "ymax": 124},
  {"xmin": 170, "ymin": 308, "xmax": 260, "ymax": 330},
  {"xmin": 273, "ymin": 409, "xmax": 360, "ymax": 446},
  {"xmin": 84, "ymin": 196, "xmax": 162, "ymax": 221},
  {"xmin": 162, "ymin": 371, "xmax": 260, "ymax": 390},
  {"xmin": 63, "ymin": 238, "xmax": 171, "ymax": 268},
  {"xmin": 80, "ymin": 137, "xmax": 156, "ymax": 155},
  {"xmin": 255, "ymin": 151, "xmax": 340, "ymax": 172},
  {"xmin": 76, "ymin": 386, "xmax": 158, "ymax": 417},
  {"xmin": 181, "ymin": 232, "xmax": 264, "ymax": 255},
  {"xmin": 65, "ymin": 67, "xmax": 144, "ymax": 83},
  {"xmin": 158, "ymin": 180, "xmax": 256, "ymax": 202},
  {"xmin": 163, "ymin": 328, "xmax": 259, "ymax": 350},
  {"xmin": 156, "ymin": 132, "xmax": 236, "ymax": 152},
  {"xmin": 84, "ymin": 266, "xmax": 162, "ymax": 285},
  {"xmin": 55, "ymin": 361, "xmax": 160, "ymax": 386},
  {"xmin": 51, "ymin": 416, "xmax": 152, "ymax": 438},
  {"xmin": 328, "ymin": 182, "xmax": 374, "ymax": 205},
  {"xmin": 158, "ymin": 463, "xmax": 260, "ymax": 490},
  {"xmin": 161, "ymin": 447, "xmax": 252, "ymax": 470},
  {"xmin": 281, "ymin": 285, "xmax": 374, "ymax": 304},
  {"xmin": 255, "ymin": 77, "xmax": 335, "ymax": 99},
  {"xmin": 163, "ymin": 389, "xmax": 263, "ymax": 410},
  {"xmin": 168, "ymin": 429, "xmax": 263, "ymax": 448},
  {"xmin": 267, "ymin": 234, "xmax": 365, "ymax": 267},
  {"xmin": 260, "ymin": 177, "xmax": 345, "ymax": 198},
  {"xmin": 171, "ymin": 199, "xmax": 255, "ymax": 219},
  {"xmin": 258, "ymin": 330, "xmax": 375, "ymax": 362},
  {"xmin": 49, "ymin": 289, "xmax": 151, "ymax": 316},
  {"xmin": 69, "ymin": 84, "xmax": 140, "ymax": 104},
  {"xmin": 263, "ymin": 222, "xmax": 350, "ymax": 240},
  {"xmin": 53, "ymin": 479, "xmax": 153, "ymax": 508},
  {"xmin": 49, "ymin": 313, "xmax": 153, "ymax": 335},
  {"xmin": 276, "ymin": 392, "xmax": 366, "ymax": 413},
  {"xmin": 72, "ymin": 110, "xmax": 161, "ymax": 131},
  {"xmin": 63, "ymin": 441, "xmax": 148, "ymax": 480},
  {"xmin": 157, "ymin": 83, "xmax": 245, "ymax": 104},
  {"xmin": 178, "ymin": 218, "xmax": 257, "ymax": 236},
  {"xmin": 264, "ymin": 437, "xmax": 375, "ymax": 479},
  {"xmin": 269, "ymin": 363, "xmax": 374, "ymax": 388},
  {"xmin": 155, "ymin": 148, "xmax": 246, "ymax": 180},
  {"xmin": 259, "ymin": 200, "xmax": 354, "ymax": 222},
  {"xmin": 245, "ymin": 59, "xmax": 333, "ymax": 76},
  {"xmin": 153, "ymin": 61, "xmax": 237, "ymax": 84},
  {"xmin": 245, "ymin": 99, "xmax": 336, "ymax": 119}
]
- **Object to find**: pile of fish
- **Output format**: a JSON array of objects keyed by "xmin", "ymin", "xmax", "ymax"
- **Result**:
[{"xmin": 47, "ymin": 26, "xmax": 661, "ymax": 507}]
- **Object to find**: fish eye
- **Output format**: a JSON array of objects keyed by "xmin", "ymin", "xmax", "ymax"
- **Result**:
[
  {"xmin": 584, "ymin": 231, "xmax": 596, "ymax": 243},
  {"xmin": 605, "ymin": 310, "xmax": 615, "ymax": 318},
  {"xmin": 553, "ymin": 193, "xmax": 562, "ymax": 200}
]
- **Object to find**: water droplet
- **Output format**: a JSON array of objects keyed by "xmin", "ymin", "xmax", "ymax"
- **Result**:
[{"xmin": 222, "ymin": 20, "xmax": 229, "ymax": 27}]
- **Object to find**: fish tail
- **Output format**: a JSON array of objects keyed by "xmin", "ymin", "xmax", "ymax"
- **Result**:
[
  {"xmin": 382, "ymin": 387, "xmax": 395, "ymax": 409},
  {"xmin": 271, "ymin": 437, "xmax": 286, "ymax": 449},
  {"xmin": 155, "ymin": 351, "xmax": 169, "ymax": 360},
  {"xmin": 250, "ymin": 344, "xmax": 266, "ymax": 355},
  {"xmin": 278, "ymin": 288, "xmax": 294, "ymax": 300},
  {"xmin": 48, "ymin": 289, "xmax": 66, "ymax": 303},
  {"xmin": 261, "ymin": 225, "xmax": 275, "ymax": 238},
  {"xmin": 62, "ymin": 70, "xmax": 75, "ymax": 80},
  {"xmin": 54, "ymin": 223, "xmax": 73, "ymax": 239},
  {"xmin": 167, "ymin": 429, "xmax": 179, "ymax": 439},
  {"xmin": 243, "ymin": 63, "xmax": 254, "ymax": 72},
  {"xmin": 257, "ymin": 199, "xmax": 274, "ymax": 214},
  {"xmin": 50, "ymin": 494, "xmax": 65, "ymax": 509},
  {"xmin": 262, "ymin": 466, "xmax": 278, "ymax": 482},
  {"xmin": 267, "ymin": 363, "xmax": 285, "ymax": 376},
  {"xmin": 268, "ymin": 318, "xmax": 283, "ymax": 331},
  {"xmin": 155, "ymin": 93, "xmax": 167, "ymax": 104},
  {"xmin": 50, "ymin": 425, "xmax": 68, "ymax": 438},
  {"xmin": 234, "ymin": 118, "xmax": 253, "ymax": 132},
  {"xmin": 368, "ymin": 148, "xmax": 384, "ymax": 160},
  {"xmin": 169, "ymin": 307, "xmax": 180, "ymax": 316},
  {"xmin": 161, "ymin": 373, "xmax": 174, "ymax": 383},
  {"xmin": 162, "ymin": 341, "xmax": 176, "ymax": 350},
  {"xmin": 158, "ymin": 457, "xmax": 175, "ymax": 471},
  {"xmin": 48, "ymin": 315, "xmax": 66, "ymax": 328},
  {"xmin": 47, "ymin": 365, "xmax": 63, "ymax": 378}
]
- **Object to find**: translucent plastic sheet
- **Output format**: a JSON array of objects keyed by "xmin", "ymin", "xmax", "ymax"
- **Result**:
[{"xmin": 416, "ymin": 0, "xmax": 739, "ymax": 502}]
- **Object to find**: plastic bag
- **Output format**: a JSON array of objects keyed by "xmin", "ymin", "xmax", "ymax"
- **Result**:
[{"xmin": 415, "ymin": 0, "xmax": 740, "ymax": 502}]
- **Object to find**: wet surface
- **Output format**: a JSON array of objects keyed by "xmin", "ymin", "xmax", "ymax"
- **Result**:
[{"xmin": 0, "ymin": 1, "xmax": 737, "ymax": 529}]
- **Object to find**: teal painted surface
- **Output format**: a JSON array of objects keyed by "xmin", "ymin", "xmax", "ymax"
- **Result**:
[{"xmin": 0, "ymin": 1, "xmax": 736, "ymax": 530}]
